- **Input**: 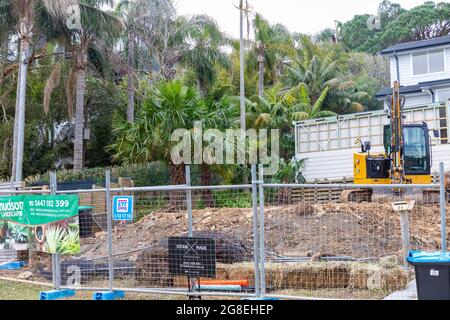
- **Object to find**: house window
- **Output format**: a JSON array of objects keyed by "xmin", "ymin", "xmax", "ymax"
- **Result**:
[{"xmin": 412, "ymin": 49, "xmax": 445, "ymax": 75}]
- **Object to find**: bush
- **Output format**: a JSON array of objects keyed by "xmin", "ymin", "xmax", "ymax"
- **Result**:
[
  {"xmin": 213, "ymin": 190, "xmax": 252, "ymax": 208},
  {"xmin": 25, "ymin": 162, "xmax": 171, "ymax": 187}
]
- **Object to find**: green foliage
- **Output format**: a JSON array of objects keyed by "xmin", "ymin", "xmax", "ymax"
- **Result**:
[
  {"xmin": 3, "ymin": 0, "xmax": 447, "ymax": 185},
  {"xmin": 212, "ymin": 190, "xmax": 252, "ymax": 208},
  {"xmin": 271, "ymin": 158, "xmax": 306, "ymax": 184},
  {"xmin": 136, "ymin": 198, "xmax": 168, "ymax": 219},
  {"xmin": 339, "ymin": 1, "xmax": 450, "ymax": 54},
  {"xmin": 44, "ymin": 225, "xmax": 66, "ymax": 254},
  {"xmin": 110, "ymin": 80, "xmax": 205, "ymax": 165},
  {"xmin": 26, "ymin": 162, "xmax": 171, "ymax": 187},
  {"xmin": 6, "ymin": 222, "xmax": 29, "ymax": 243},
  {"xmin": 44, "ymin": 225, "xmax": 80, "ymax": 255}
]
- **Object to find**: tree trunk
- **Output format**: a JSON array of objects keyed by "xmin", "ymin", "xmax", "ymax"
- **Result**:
[
  {"xmin": 12, "ymin": 17, "xmax": 32, "ymax": 182},
  {"xmin": 169, "ymin": 163, "xmax": 186, "ymax": 208},
  {"xmin": 73, "ymin": 50, "xmax": 87, "ymax": 172},
  {"xmin": 200, "ymin": 164, "xmax": 215, "ymax": 207},
  {"xmin": 127, "ymin": 31, "xmax": 135, "ymax": 124},
  {"xmin": 257, "ymin": 46, "xmax": 265, "ymax": 97}
]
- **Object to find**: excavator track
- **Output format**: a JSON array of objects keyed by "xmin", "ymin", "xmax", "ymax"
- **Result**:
[
  {"xmin": 340, "ymin": 189, "xmax": 373, "ymax": 203},
  {"xmin": 340, "ymin": 188, "xmax": 440, "ymax": 205}
]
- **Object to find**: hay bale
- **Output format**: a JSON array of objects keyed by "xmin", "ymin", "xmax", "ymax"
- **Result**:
[
  {"xmin": 349, "ymin": 263, "xmax": 408, "ymax": 291},
  {"xmin": 225, "ymin": 262, "xmax": 256, "ymax": 286},
  {"xmin": 380, "ymin": 255, "xmax": 400, "ymax": 269},
  {"xmin": 228, "ymin": 262, "xmax": 351, "ymax": 290},
  {"xmin": 349, "ymin": 263, "xmax": 374, "ymax": 289},
  {"xmin": 380, "ymin": 267, "xmax": 409, "ymax": 291},
  {"xmin": 283, "ymin": 263, "xmax": 350, "ymax": 290}
]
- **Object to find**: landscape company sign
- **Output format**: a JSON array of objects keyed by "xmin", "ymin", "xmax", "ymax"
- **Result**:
[
  {"xmin": 168, "ymin": 237, "xmax": 216, "ymax": 278},
  {"xmin": 0, "ymin": 195, "xmax": 79, "ymax": 226}
]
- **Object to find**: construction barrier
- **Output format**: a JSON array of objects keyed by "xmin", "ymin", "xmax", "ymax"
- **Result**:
[{"xmin": 0, "ymin": 164, "xmax": 447, "ymax": 300}]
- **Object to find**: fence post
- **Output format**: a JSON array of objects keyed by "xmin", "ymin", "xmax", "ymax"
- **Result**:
[
  {"xmin": 105, "ymin": 170, "xmax": 114, "ymax": 290},
  {"xmin": 186, "ymin": 165, "xmax": 193, "ymax": 237},
  {"xmin": 399, "ymin": 210, "xmax": 410, "ymax": 266},
  {"xmin": 440, "ymin": 162, "xmax": 447, "ymax": 253},
  {"xmin": 258, "ymin": 165, "xmax": 266, "ymax": 297},
  {"xmin": 251, "ymin": 165, "xmax": 261, "ymax": 298},
  {"xmin": 49, "ymin": 171, "xmax": 61, "ymax": 290}
]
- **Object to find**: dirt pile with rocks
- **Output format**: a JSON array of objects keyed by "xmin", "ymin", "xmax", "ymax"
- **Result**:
[{"xmin": 75, "ymin": 202, "xmax": 447, "ymax": 263}]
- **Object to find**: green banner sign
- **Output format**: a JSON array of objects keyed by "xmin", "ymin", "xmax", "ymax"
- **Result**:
[{"xmin": 0, "ymin": 195, "xmax": 79, "ymax": 226}]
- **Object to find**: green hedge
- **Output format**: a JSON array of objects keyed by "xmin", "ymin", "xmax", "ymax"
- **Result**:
[{"xmin": 25, "ymin": 162, "xmax": 171, "ymax": 187}]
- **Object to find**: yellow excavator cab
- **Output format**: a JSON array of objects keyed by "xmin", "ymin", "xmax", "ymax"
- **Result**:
[{"xmin": 343, "ymin": 81, "xmax": 434, "ymax": 203}]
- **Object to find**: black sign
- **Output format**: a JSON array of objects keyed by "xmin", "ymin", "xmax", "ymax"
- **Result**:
[{"xmin": 168, "ymin": 237, "xmax": 216, "ymax": 278}]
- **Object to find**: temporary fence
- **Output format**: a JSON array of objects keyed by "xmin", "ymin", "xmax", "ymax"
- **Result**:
[{"xmin": 1, "ymin": 164, "xmax": 448, "ymax": 300}]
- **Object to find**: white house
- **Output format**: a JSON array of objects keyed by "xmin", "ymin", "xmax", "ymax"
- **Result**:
[
  {"xmin": 376, "ymin": 36, "xmax": 450, "ymax": 108},
  {"xmin": 293, "ymin": 36, "xmax": 450, "ymax": 182}
]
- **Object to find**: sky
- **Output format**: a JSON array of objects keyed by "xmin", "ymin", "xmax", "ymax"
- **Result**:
[{"xmin": 175, "ymin": 0, "xmax": 426, "ymax": 38}]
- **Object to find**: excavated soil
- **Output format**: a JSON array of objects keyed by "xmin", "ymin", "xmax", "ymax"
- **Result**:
[{"xmin": 78, "ymin": 202, "xmax": 449, "ymax": 262}]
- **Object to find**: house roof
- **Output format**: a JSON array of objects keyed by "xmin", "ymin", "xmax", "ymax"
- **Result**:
[
  {"xmin": 381, "ymin": 36, "xmax": 450, "ymax": 55},
  {"xmin": 375, "ymin": 78, "xmax": 450, "ymax": 98},
  {"xmin": 418, "ymin": 78, "xmax": 450, "ymax": 88},
  {"xmin": 375, "ymin": 85, "xmax": 422, "ymax": 98}
]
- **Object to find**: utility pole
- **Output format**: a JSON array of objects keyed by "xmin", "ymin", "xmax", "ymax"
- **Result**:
[{"xmin": 239, "ymin": 0, "xmax": 246, "ymax": 137}]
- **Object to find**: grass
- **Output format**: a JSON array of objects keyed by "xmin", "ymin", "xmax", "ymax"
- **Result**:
[
  {"xmin": 0, "ymin": 279, "xmax": 190, "ymax": 300},
  {"xmin": 0, "ymin": 278, "xmax": 390, "ymax": 300},
  {"xmin": 0, "ymin": 280, "xmax": 48, "ymax": 300}
]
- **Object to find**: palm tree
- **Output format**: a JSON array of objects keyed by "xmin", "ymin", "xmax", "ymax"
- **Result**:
[
  {"xmin": 252, "ymin": 13, "xmax": 293, "ymax": 97},
  {"xmin": 0, "ymin": 0, "xmax": 34, "ymax": 182},
  {"xmin": 197, "ymin": 95, "xmax": 240, "ymax": 205},
  {"xmin": 110, "ymin": 80, "xmax": 205, "ymax": 186},
  {"xmin": 247, "ymin": 85, "xmax": 291, "ymax": 130},
  {"xmin": 181, "ymin": 19, "xmax": 231, "ymax": 96},
  {"xmin": 115, "ymin": 0, "xmax": 137, "ymax": 124},
  {"xmin": 42, "ymin": 0, "xmax": 123, "ymax": 172},
  {"xmin": 290, "ymin": 85, "xmax": 337, "ymax": 120},
  {"xmin": 284, "ymin": 36, "xmax": 368, "ymax": 114},
  {"xmin": 114, "ymin": 0, "xmax": 175, "ymax": 123}
]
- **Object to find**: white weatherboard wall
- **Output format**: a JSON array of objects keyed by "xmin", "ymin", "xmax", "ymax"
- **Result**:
[
  {"xmin": 295, "ymin": 102, "xmax": 450, "ymax": 182},
  {"xmin": 389, "ymin": 46, "xmax": 450, "ymax": 86}
]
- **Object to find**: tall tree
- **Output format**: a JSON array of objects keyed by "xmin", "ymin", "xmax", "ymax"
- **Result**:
[
  {"xmin": 181, "ymin": 19, "xmax": 231, "ymax": 96},
  {"xmin": 115, "ymin": 0, "xmax": 137, "ymax": 124},
  {"xmin": 382, "ymin": 2, "xmax": 450, "ymax": 44},
  {"xmin": 42, "ymin": 0, "xmax": 123, "ymax": 172},
  {"xmin": 252, "ymin": 14, "xmax": 293, "ymax": 97},
  {"xmin": 284, "ymin": 36, "xmax": 367, "ymax": 114},
  {"xmin": 0, "ymin": 0, "xmax": 34, "ymax": 182},
  {"xmin": 110, "ymin": 80, "xmax": 205, "ymax": 185}
]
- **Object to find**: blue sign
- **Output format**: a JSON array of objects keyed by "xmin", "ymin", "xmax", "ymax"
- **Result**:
[{"xmin": 113, "ymin": 196, "xmax": 133, "ymax": 221}]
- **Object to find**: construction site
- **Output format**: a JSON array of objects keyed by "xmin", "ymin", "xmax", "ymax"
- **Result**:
[{"xmin": 0, "ymin": 0, "xmax": 450, "ymax": 304}]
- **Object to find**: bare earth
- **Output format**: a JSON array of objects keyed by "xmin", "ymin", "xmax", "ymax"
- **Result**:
[{"xmin": 79, "ymin": 202, "xmax": 449, "ymax": 261}]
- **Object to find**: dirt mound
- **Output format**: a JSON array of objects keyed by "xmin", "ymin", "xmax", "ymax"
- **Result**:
[{"xmin": 76, "ymin": 202, "xmax": 446, "ymax": 263}]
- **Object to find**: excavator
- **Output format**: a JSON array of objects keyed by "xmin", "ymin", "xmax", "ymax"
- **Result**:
[{"xmin": 341, "ymin": 81, "xmax": 438, "ymax": 203}]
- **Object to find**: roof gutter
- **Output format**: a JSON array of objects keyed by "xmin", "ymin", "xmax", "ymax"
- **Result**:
[{"xmin": 422, "ymin": 88, "xmax": 435, "ymax": 103}]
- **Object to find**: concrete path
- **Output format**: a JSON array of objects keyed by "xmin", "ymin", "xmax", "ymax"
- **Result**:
[{"xmin": 384, "ymin": 280, "xmax": 417, "ymax": 300}]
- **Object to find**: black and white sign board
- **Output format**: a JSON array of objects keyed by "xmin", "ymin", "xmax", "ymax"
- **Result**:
[{"xmin": 168, "ymin": 237, "xmax": 216, "ymax": 278}]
